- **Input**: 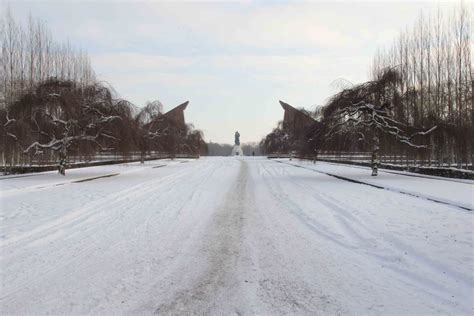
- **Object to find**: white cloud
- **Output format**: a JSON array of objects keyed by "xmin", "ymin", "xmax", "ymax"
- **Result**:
[
  {"xmin": 91, "ymin": 52, "xmax": 197, "ymax": 74},
  {"xmin": 141, "ymin": 3, "xmax": 357, "ymax": 50}
]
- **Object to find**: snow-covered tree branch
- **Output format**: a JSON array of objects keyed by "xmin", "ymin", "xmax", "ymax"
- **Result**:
[{"xmin": 325, "ymin": 100, "xmax": 437, "ymax": 175}]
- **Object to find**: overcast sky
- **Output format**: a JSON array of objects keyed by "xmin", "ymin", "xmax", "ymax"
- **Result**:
[{"xmin": 4, "ymin": 1, "xmax": 462, "ymax": 143}]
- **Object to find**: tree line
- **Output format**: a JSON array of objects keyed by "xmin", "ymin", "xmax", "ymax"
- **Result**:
[
  {"xmin": 371, "ymin": 4, "xmax": 472, "ymax": 166},
  {"xmin": 207, "ymin": 142, "xmax": 262, "ymax": 156},
  {"xmin": 1, "ymin": 8, "xmax": 95, "ymax": 108},
  {"xmin": 261, "ymin": 3, "xmax": 472, "ymax": 171},
  {"xmin": 1, "ymin": 79, "xmax": 207, "ymax": 169},
  {"xmin": 1, "ymin": 9, "xmax": 207, "ymax": 172}
]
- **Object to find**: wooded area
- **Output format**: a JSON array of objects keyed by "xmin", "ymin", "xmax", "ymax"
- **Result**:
[
  {"xmin": 0, "ymin": 10, "xmax": 207, "ymax": 174},
  {"xmin": 261, "ymin": 5, "xmax": 472, "ymax": 172}
]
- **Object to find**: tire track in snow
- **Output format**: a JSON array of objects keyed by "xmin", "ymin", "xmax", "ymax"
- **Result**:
[
  {"xmin": 0, "ymin": 162, "xmax": 170, "ymax": 197},
  {"xmin": 154, "ymin": 159, "xmax": 249, "ymax": 315},
  {"xmin": 281, "ymin": 164, "xmax": 472, "ymax": 291},
  {"xmin": 247, "ymin": 159, "xmax": 347, "ymax": 315},
  {"xmin": 261, "ymin": 160, "xmax": 472, "ymax": 312},
  {"xmin": 0, "ymin": 165, "xmax": 198, "ymax": 300},
  {"xmin": 0, "ymin": 160, "xmax": 226, "ymax": 312},
  {"xmin": 0, "ymin": 162, "xmax": 196, "ymax": 249}
]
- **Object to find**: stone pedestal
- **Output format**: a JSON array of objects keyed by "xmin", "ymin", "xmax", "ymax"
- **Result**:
[{"xmin": 231, "ymin": 145, "xmax": 244, "ymax": 156}]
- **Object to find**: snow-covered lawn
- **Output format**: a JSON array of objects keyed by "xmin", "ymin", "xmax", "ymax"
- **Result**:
[
  {"xmin": 1, "ymin": 157, "xmax": 472, "ymax": 314},
  {"xmin": 278, "ymin": 158, "xmax": 473, "ymax": 210}
]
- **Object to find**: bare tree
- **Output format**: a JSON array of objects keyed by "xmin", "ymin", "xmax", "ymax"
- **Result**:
[
  {"xmin": 1, "ymin": 8, "xmax": 96, "ymax": 109},
  {"xmin": 368, "ymin": 3, "xmax": 472, "ymax": 168},
  {"xmin": 4, "ymin": 80, "xmax": 122, "ymax": 175},
  {"xmin": 324, "ymin": 100, "xmax": 436, "ymax": 176}
]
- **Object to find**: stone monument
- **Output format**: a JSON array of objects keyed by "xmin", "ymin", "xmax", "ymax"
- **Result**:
[{"xmin": 231, "ymin": 131, "xmax": 244, "ymax": 156}]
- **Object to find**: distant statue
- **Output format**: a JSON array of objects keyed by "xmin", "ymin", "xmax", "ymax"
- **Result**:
[{"xmin": 234, "ymin": 131, "xmax": 240, "ymax": 146}]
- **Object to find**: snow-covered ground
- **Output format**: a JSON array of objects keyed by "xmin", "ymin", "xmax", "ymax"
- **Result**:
[
  {"xmin": 1, "ymin": 157, "xmax": 472, "ymax": 314},
  {"xmin": 278, "ymin": 158, "xmax": 473, "ymax": 211}
]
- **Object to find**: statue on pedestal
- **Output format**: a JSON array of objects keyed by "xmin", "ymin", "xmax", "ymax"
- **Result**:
[
  {"xmin": 234, "ymin": 131, "xmax": 240, "ymax": 146},
  {"xmin": 231, "ymin": 131, "xmax": 243, "ymax": 156}
]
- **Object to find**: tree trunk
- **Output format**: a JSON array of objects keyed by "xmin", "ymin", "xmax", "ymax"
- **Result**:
[
  {"xmin": 58, "ymin": 147, "xmax": 67, "ymax": 176},
  {"xmin": 371, "ymin": 133, "xmax": 380, "ymax": 176},
  {"xmin": 2, "ymin": 151, "xmax": 6, "ymax": 175}
]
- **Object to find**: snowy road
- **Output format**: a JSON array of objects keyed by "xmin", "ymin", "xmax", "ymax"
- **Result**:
[{"xmin": 1, "ymin": 157, "xmax": 473, "ymax": 314}]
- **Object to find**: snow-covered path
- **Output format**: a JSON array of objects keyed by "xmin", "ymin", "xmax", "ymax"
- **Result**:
[{"xmin": 1, "ymin": 157, "xmax": 473, "ymax": 314}]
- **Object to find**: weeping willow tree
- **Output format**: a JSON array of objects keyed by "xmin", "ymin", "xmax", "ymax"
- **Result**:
[
  {"xmin": 2, "ymin": 80, "xmax": 124, "ymax": 175},
  {"xmin": 311, "ymin": 68, "xmax": 436, "ymax": 176}
]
